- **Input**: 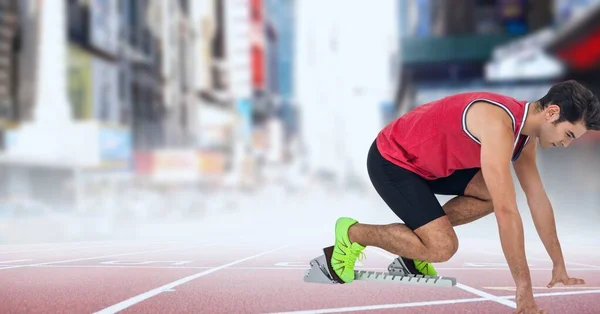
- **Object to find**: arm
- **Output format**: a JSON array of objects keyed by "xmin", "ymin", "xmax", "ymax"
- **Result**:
[
  {"xmin": 513, "ymin": 140, "xmax": 565, "ymax": 268},
  {"xmin": 467, "ymin": 103, "xmax": 533, "ymax": 292}
]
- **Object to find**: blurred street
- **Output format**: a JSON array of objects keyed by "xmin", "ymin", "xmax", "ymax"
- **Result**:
[
  {"xmin": 0, "ymin": 0, "xmax": 597, "ymax": 256},
  {"xmin": 3, "ymin": 1, "xmax": 600, "ymax": 312}
]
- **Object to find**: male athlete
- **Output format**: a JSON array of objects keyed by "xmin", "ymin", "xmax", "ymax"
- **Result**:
[{"xmin": 330, "ymin": 80, "xmax": 600, "ymax": 314}]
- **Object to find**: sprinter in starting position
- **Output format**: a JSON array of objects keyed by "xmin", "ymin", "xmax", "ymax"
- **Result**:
[{"xmin": 330, "ymin": 80, "xmax": 600, "ymax": 314}]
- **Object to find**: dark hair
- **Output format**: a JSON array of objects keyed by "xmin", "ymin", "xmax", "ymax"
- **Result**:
[{"xmin": 536, "ymin": 80, "xmax": 600, "ymax": 130}]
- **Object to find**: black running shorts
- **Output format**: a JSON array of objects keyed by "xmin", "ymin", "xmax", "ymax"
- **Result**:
[{"xmin": 367, "ymin": 140, "xmax": 480, "ymax": 231}]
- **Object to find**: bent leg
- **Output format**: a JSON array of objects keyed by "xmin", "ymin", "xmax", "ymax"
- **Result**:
[
  {"xmin": 359, "ymin": 141, "xmax": 459, "ymax": 263},
  {"xmin": 349, "ymin": 216, "xmax": 457, "ymax": 263},
  {"xmin": 358, "ymin": 143, "xmax": 492, "ymax": 262}
]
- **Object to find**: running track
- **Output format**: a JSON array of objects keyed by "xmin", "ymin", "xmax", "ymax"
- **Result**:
[{"xmin": 0, "ymin": 239, "xmax": 599, "ymax": 313}]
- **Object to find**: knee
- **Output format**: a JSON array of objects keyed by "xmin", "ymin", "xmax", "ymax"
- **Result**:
[
  {"xmin": 415, "ymin": 217, "xmax": 459, "ymax": 263},
  {"xmin": 428, "ymin": 236, "xmax": 458, "ymax": 263}
]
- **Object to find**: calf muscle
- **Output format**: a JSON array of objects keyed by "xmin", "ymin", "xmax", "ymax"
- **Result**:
[{"xmin": 349, "ymin": 217, "xmax": 458, "ymax": 263}]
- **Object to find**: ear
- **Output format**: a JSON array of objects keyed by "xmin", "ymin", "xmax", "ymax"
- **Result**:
[{"xmin": 546, "ymin": 104, "xmax": 560, "ymax": 122}]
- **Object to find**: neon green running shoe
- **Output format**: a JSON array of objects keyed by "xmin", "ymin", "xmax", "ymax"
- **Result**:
[
  {"xmin": 396, "ymin": 256, "xmax": 438, "ymax": 277},
  {"xmin": 330, "ymin": 217, "xmax": 366, "ymax": 283},
  {"xmin": 414, "ymin": 259, "xmax": 437, "ymax": 276}
]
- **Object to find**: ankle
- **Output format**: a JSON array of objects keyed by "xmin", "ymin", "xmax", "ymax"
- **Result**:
[{"xmin": 348, "ymin": 223, "xmax": 361, "ymax": 245}]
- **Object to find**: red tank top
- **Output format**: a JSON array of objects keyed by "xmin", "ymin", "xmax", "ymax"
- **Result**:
[{"xmin": 376, "ymin": 92, "xmax": 531, "ymax": 180}]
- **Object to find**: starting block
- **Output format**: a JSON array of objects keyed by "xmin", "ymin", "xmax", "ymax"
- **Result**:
[{"xmin": 303, "ymin": 246, "xmax": 457, "ymax": 287}]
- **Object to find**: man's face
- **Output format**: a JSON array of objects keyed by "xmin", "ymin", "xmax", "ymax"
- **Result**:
[{"xmin": 538, "ymin": 105, "xmax": 587, "ymax": 149}]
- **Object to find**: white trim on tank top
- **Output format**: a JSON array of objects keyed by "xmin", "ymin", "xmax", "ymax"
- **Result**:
[{"xmin": 461, "ymin": 99, "xmax": 530, "ymax": 152}]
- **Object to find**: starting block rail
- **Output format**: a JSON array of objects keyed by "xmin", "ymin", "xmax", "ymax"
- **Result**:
[{"xmin": 303, "ymin": 246, "xmax": 457, "ymax": 288}]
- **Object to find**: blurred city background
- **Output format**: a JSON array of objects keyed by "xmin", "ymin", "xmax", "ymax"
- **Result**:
[{"xmin": 0, "ymin": 0, "xmax": 599, "ymax": 245}]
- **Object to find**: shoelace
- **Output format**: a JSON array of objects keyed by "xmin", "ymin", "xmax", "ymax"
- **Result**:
[{"xmin": 346, "ymin": 248, "xmax": 366, "ymax": 268}]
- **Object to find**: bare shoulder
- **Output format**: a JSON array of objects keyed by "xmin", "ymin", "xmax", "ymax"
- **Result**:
[{"xmin": 465, "ymin": 101, "xmax": 514, "ymax": 143}]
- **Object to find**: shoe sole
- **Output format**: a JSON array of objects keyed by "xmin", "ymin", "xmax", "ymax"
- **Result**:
[{"xmin": 324, "ymin": 245, "xmax": 348, "ymax": 284}]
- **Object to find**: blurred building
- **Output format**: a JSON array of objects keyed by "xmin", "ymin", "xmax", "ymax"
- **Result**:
[
  {"xmin": 119, "ymin": 0, "xmax": 164, "ymax": 152},
  {"xmin": 0, "ymin": 0, "xmax": 19, "ymax": 129},
  {"xmin": 146, "ymin": 0, "xmax": 198, "ymax": 149},
  {"xmin": 0, "ymin": 0, "xmax": 309, "ymax": 210},
  {"xmin": 225, "ymin": 0, "xmax": 253, "ymax": 140},
  {"xmin": 195, "ymin": 0, "xmax": 235, "ymax": 153},
  {"xmin": 67, "ymin": 0, "xmax": 121, "ymax": 123},
  {"xmin": 544, "ymin": 0, "xmax": 600, "ymax": 144},
  {"xmin": 66, "ymin": 0, "xmax": 206, "ymax": 154},
  {"xmin": 394, "ymin": 0, "xmax": 559, "ymax": 116},
  {"xmin": 265, "ymin": 0, "xmax": 298, "ymax": 142},
  {"xmin": 391, "ymin": 0, "xmax": 600, "ymax": 147}
]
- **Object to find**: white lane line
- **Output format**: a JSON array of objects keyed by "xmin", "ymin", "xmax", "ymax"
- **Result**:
[
  {"xmin": 35, "ymin": 265, "xmax": 216, "ymax": 270},
  {"xmin": 369, "ymin": 248, "xmax": 515, "ymax": 308},
  {"xmin": 0, "ymin": 259, "xmax": 33, "ymax": 264},
  {"xmin": 26, "ymin": 265, "xmax": 600, "ymax": 271},
  {"xmin": 267, "ymin": 289, "xmax": 600, "ymax": 314},
  {"xmin": 94, "ymin": 245, "xmax": 289, "ymax": 314},
  {"xmin": 0, "ymin": 241, "xmax": 183, "ymax": 254},
  {"xmin": 265, "ymin": 297, "xmax": 488, "ymax": 314},
  {"xmin": 527, "ymin": 289, "xmax": 600, "ymax": 298},
  {"xmin": 485, "ymin": 286, "xmax": 600, "ymax": 292},
  {"xmin": 456, "ymin": 283, "xmax": 516, "ymax": 308},
  {"xmin": 436, "ymin": 267, "xmax": 600, "ymax": 271},
  {"xmin": 266, "ymin": 247, "xmax": 600, "ymax": 314},
  {"xmin": 0, "ymin": 240, "xmax": 120, "ymax": 247},
  {"xmin": 482, "ymin": 251, "xmax": 600, "ymax": 269},
  {"xmin": 0, "ymin": 245, "xmax": 211, "ymax": 271},
  {"xmin": 373, "ymin": 247, "xmax": 600, "ymax": 270},
  {"xmin": 0, "ymin": 244, "xmax": 146, "ymax": 254},
  {"xmin": 36, "ymin": 265, "xmax": 307, "ymax": 270}
]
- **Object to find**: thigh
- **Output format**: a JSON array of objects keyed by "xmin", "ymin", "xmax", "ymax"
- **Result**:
[
  {"xmin": 427, "ymin": 168, "xmax": 481, "ymax": 196},
  {"xmin": 462, "ymin": 170, "xmax": 491, "ymax": 201},
  {"xmin": 367, "ymin": 141, "xmax": 446, "ymax": 231}
]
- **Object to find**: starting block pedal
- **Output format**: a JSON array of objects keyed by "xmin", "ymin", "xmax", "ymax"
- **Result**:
[{"xmin": 303, "ymin": 246, "xmax": 457, "ymax": 288}]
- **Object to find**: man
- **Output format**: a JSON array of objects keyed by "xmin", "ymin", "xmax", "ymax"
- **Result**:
[{"xmin": 330, "ymin": 80, "xmax": 600, "ymax": 314}]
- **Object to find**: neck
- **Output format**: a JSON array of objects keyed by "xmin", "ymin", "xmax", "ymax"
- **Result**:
[{"xmin": 520, "ymin": 101, "xmax": 543, "ymax": 137}]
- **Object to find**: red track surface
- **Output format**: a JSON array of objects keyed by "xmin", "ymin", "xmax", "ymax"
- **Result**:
[{"xmin": 0, "ymin": 241, "xmax": 599, "ymax": 313}]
